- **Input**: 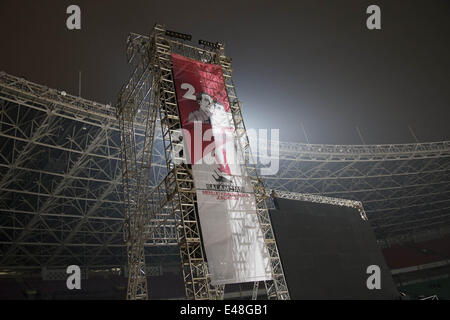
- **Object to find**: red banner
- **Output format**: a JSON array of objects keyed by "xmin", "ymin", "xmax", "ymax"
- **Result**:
[
  {"xmin": 172, "ymin": 53, "xmax": 236, "ymax": 175},
  {"xmin": 172, "ymin": 53, "xmax": 272, "ymax": 285}
]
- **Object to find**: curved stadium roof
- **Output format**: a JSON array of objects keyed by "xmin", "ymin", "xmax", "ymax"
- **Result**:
[{"xmin": 1, "ymin": 72, "xmax": 449, "ymax": 269}]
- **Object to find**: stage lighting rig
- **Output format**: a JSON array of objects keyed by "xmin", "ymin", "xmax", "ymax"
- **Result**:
[
  {"xmin": 165, "ymin": 30, "xmax": 192, "ymax": 41},
  {"xmin": 198, "ymin": 39, "xmax": 223, "ymax": 50}
]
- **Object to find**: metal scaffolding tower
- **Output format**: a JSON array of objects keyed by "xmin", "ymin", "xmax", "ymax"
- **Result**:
[
  {"xmin": 115, "ymin": 24, "xmax": 289, "ymax": 300},
  {"xmin": 116, "ymin": 28, "xmax": 157, "ymax": 299}
]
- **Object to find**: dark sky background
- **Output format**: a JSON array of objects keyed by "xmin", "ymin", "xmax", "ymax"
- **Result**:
[{"xmin": 0, "ymin": 0, "xmax": 449, "ymax": 144}]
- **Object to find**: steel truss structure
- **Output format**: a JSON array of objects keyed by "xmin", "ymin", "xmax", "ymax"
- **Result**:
[
  {"xmin": 0, "ymin": 27, "xmax": 449, "ymax": 298},
  {"xmin": 263, "ymin": 141, "xmax": 450, "ymax": 246},
  {"xmin": 274, "ymin": 190, "xmax": 368, "ymax": 221},
  {"xmin": 115, "ymin": 24, "xmax": 288, "ymax": 300}
]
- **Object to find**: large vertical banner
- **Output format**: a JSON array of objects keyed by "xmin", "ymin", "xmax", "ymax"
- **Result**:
[{"xmin": 171, "ymin": 53, "xmax": 272, "ymax": 285}]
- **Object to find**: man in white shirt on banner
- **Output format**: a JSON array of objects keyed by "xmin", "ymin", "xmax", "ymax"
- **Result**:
[{"xmin": 188, "ymin": 92, "xmax": 240, "ymax": 182}]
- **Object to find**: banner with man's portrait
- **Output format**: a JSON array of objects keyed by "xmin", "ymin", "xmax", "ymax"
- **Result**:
[{"xmin": 171, "ymin": 53, "xmax": 272, "ymax": 285}]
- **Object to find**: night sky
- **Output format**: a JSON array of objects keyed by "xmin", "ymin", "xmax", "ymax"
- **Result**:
[{"xmin": 1, "ymin": 0, "xmax": 449, "ymax": 144}]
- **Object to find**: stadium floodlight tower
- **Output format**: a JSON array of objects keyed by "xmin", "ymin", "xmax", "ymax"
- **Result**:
[{"xmin": 116, "ymin": 24, "xmax": 290, "ymax": 300}]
